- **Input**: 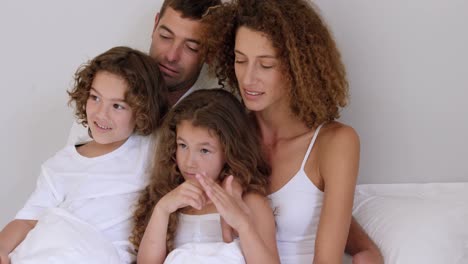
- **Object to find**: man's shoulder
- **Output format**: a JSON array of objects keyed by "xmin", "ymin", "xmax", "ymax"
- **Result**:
[{"xmin": 192, "ymin": 64, "xmax": 222, "ymax": 91}]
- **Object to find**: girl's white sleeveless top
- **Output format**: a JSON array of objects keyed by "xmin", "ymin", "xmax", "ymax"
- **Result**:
[
  {"xmin": 268, "ymin": 124, "xmax": 324, "ymax": 264},
  {"xmin": 168, "ymin": 213, "xmax": 245, "ymax": 264},
  {"xmin": 174, "ymin": 213, "xmax": 223, "ymax": 247}
]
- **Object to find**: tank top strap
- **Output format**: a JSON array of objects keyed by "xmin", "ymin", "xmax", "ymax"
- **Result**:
[{"xmin": 300, "ymin": 123, "xmax": 325, "ymax": 170}]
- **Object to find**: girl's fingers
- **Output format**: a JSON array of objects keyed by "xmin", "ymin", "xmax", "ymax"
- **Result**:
[
  {"xmin": 183, "ymin": 195, "xmax": 203, "ymax": 210},
  {"xmin": 225, "ymin": 175, "xmax": 234, "ymax": 196},
  {"xmin": 197, "ymin": 173, "xmax": 227, "ymax": 194},
  {"xmin": 172, "ymin": 180, "xmax": 207, "ymax": 210},
  {"xmin": 196, "ymin": 174, "xmax": 225, "ymax": 205}
]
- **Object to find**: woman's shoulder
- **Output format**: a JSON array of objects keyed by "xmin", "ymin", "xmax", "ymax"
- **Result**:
[
  {"xmin": 316, "ymin": 121, "xmax": 360, "ymax": 166},
  {"xmin": 318, "ymin": 121, "xmax": 360, "ymax": 150},
  {"xmin": 316, "ymin": 121, "xmax": 360, "ymax": 181}
]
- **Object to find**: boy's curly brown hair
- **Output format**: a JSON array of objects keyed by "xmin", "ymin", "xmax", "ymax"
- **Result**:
[
  {"xmin": 131, "ymin": 89, "xmax": 270, "ymax": 253},
  {"xmin": 202, "ymin": 0, "xmax": 349, "ymax": 128},
  {"xmin": 68, "ymin": 46, "xmax": 169, "ymax": 136}
]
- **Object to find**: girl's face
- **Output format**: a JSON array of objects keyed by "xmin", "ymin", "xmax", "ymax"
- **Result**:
[
  {"xmin": 176, "ymin": 120, "xmax": 225, "ymax": 182},
  {"xmin": 86, "ymin": 71, "xmax": 135, "ymax": 146},
  {"xmin": 234, "ymin": 26, "xmax": 290, "ymax": 113}
]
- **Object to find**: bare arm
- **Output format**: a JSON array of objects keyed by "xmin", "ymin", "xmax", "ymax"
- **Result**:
[
  {"xmin": 196, "ymin": 175, "xmax": 280, "ymax": 264},
  {"xmin": 239, "ymin": 193, "xmax": 280, "ymax": 264},
  {"xmin": 346, "ymin": 218, "xmax": 383, "ymax": 264},
  {"xmin": 137, "ymin": 180, "xmax": 207, "ymax": 264},
  {"xmin": 0, "ymin": 219, "xmax": 37, "ymax": 259},
  {"xmin": 137, "ymin": 205, "xmax": 170, "ymax": 264},
  {"xmin": 313, "ymin": 126, "xmax": 360, "ymax": 264}
]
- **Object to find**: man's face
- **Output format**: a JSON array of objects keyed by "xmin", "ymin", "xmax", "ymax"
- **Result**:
[{"xmin": 150, "ymin": 7, "xmax": 204, "ymax": 92}]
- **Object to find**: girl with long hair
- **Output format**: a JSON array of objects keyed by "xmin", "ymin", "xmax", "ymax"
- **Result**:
[{"xmin": 132, "ymin": 89, "xmax": 279, "ymax": 264}]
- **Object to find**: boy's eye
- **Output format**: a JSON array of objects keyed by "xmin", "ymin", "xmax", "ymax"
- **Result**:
[
  {"xmin": 200, "ymin": 148, "xmax": 210, "ymax": 154},
  {"xmin": 89, "ymin": 95, "xmax": 100, "ymax": 101},
  {"xmin": 113, "ymin": 104, "xmax": 125, "ymax": 110}
]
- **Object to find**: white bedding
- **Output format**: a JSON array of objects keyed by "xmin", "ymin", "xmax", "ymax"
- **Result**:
[
  {"xmin": 353, "ymin": 182, "xmax": 468, "ymax": 264},
  {"xmin": 164, "ymin": 241, "xmax": 245, "ymax": 264},
  {"xmin": 10, "ymin": 207, "xmax": 122, "ymax": 264}
]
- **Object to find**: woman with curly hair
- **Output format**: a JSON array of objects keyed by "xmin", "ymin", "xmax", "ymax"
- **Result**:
[
  {"xmin": 201, "ymin": 0, "xmax": 383, "ymax": 263},
  {"xmin": 132, "ymin": 89, "xmax": 279, "ymax": 263},
  {"xmin": 0, "ymin": 46, "xmax": 169, "ymax": 263}
]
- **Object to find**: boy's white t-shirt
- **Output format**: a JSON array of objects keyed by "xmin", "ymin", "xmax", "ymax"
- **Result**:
[{"xmin": 15, "ymin": 134, "xmax": 153, "ymax": 261}]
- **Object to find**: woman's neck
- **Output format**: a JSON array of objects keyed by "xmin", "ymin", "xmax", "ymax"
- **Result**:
[{"xmin": 254, "ymin": 105, "xmax": 309, "ymax": 147}]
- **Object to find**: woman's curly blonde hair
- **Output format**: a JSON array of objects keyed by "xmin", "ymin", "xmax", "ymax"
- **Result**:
[
  {"xmin": 202, "ymin": 0, "xmax": 349, "ymax": 128},
  {"xmin": 68, "ymin": 46, "xmax": 169, "ymax": 136},
  {"xmin": 131, "ymin": 89, "xmax": 270, "ymax": 253}
]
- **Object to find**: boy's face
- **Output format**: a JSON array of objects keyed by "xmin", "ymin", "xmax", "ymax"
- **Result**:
[
  {"xmin": 149, "ymin": 7, "xmax": 204, "ymax": 92},
  {"xmin": 86, "ymin": 71, "xmax": 135, "ymax": 147}
]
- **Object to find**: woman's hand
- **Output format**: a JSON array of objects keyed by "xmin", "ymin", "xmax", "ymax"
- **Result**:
[
  {"xmin": 156, "ymin": 179, "xmax": 207, "ymax": 215},
  {"xmin": 0, "ymin": 247, "xmax": 9, "ymax": 264},
  {"xmin": 352, "ymin": 249, "xmax": 384, "ymax": 264},
  {"xmin": 196, "ymin": 174, "xmax": 251, "ymax": 232}
]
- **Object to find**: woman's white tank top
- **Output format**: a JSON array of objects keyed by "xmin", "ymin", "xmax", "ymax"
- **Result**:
[{"xmin": 268, "ymin": 124, "xmax": 324, "ymax": 263}]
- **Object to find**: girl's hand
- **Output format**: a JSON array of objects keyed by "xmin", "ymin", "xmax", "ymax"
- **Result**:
[
  {"xmin": 196, "ymin": 174, "xmax": 251, "ymax": 232},
  {"xmin": 220, "ymin": 175, "xmax": 243, "ymax": 242},
  {"xmin": 156, "ymin": 179, "xmax": 207, "ymax": 215}
]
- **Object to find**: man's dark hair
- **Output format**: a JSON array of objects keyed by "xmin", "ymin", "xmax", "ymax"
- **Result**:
[{"xmin": 160, "ymin": 0, "xmax": 221, "ymax": 20}]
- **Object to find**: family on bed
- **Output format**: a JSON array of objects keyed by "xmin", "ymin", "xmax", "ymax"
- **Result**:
[{"xmin": 0, "ymin": 0, "xmax": 384, "ymax": 263}]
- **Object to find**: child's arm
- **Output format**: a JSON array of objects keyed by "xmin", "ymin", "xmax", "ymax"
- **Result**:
[
  {"xmin": 137, "ymin": 180, "xmax": 207, "ymax": 264},
  {"xmin": 313, "ymin": 126, "xmax": 360, "ymax": 264},
  {"xmin": 137, "ymin": 205, "xmax": 170, "ymax": 264},
  {"xmin": 0, "ymin": 219, "xmax": 37, "ymax": 261},
  {"xmin": 196, "ymin": 175, "xmax": 280, "ymax": 264},
  {"xmin": 239, "ymin": 193, "xmax": 279, "ymax": 264}
]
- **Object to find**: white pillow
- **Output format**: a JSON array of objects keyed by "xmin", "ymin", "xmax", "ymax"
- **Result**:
[{"xmin": 353, "ymin": 183, "xmax": 468, "ymax": 264}]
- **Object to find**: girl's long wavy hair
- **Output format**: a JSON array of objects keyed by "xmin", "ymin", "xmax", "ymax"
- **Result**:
[
  {"xmin": 202, "ymin": 0, "xmax": 349, "ymax": 128},
  {"xmin": 131, "ymin": 89, "xmax": 270, "ymax": 253}
]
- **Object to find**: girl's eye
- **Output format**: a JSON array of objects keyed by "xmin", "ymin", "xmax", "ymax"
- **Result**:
[
  {"xmin": 200, "ymin": 148, "xmax": 210, "ymax": 154},
  {"xmin": 178, "ymin": 143, "xmax": 187, "ymax": 149},
  {"xmin": 113, "ymin": 104, "xmax": 125, "ymax": 110},
  {"xmin": 234, "ymin": 59, "xmax": 246, "ymax": 64}
]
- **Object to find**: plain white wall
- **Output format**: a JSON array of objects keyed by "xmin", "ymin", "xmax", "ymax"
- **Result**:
[
  {"xmin": 1, "ymin": 0, "xmax": 467, "ymax": 228},
  {"xmin": 314, "ymin": 0, "xmax": 468, "ymax": 184},
  {"xmin": 0, "ymin": 0, "xmax": 162, "ymax": 228}
]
